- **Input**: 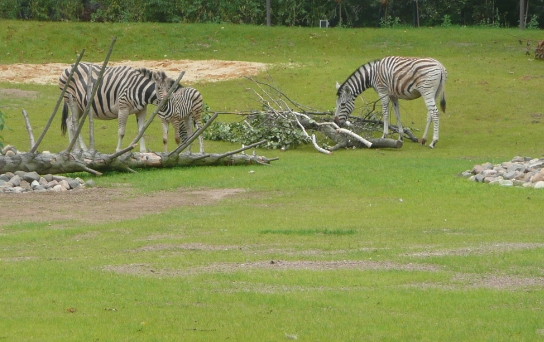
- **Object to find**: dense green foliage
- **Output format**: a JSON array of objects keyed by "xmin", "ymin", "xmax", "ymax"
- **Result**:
[
  {"xmin": 1, "ymin": 22, "xmax": 544, "ymax": 341},
  {"xmin": 1, "ymin": 0, "xmax": 544, "ymax": 28}
]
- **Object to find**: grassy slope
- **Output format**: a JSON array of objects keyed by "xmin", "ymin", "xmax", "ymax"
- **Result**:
[{"xmin": 1, "ymin": 21, "xmax": 544, "ymax": 341}]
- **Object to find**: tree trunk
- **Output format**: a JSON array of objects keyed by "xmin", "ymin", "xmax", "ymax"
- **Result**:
[{"xmin": 0, "ymin": 149, "xmax": 275, "ymax": 176}]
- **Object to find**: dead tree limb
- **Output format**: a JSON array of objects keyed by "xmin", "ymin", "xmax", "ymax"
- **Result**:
[
  {"xmin": 66, "ymin": 37, "xmax": 117, "ymax": 153},
  {"xmin": 30, "ymin": 49, "xmax": 85, "ymax": 153},
  {"xmin": 0, "ymin": 149, "xmax": 274, "ymax": 175},
  {"xmin": 21, "ymin": 109, "xmax": 35, "ymax": 149}
]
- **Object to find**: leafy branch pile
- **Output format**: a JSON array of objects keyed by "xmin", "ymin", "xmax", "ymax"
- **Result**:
[{"xmin": 202, "ymin": 78, "xmax": 408, "ymax": 153}]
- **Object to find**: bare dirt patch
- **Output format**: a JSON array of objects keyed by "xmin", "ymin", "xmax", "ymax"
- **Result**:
[
  {"xmin": 0, "ymin": 187, "xmax": 245, "ymax": 226},
  {"xmin": 0, "ymin": 59, "xmax": 268, "ymax": 85}
]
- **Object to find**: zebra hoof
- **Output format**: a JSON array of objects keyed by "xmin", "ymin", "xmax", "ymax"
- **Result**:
[{"xmin": 420, "ymin": 138, "xmax": 427, "ymax": 146}]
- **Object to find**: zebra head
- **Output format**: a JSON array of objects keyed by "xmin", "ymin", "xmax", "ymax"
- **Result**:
[
  {"xmin": 334, "ymin": 81, "xmax": 354, "ymax": 126},
  {"xmin": 152, "ymin": 70, "xmax": 170, "ymax": 102}
]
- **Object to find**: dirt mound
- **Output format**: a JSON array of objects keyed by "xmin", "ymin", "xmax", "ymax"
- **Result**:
[{"xmin": 0, "ymin": 59, "xmax": 268, "ymax": 85}]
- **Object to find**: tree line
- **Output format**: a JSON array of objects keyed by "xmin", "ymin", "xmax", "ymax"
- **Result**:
[{"xmin": 0, "ymin": 0, "xmax": 543, "ymax": 28}]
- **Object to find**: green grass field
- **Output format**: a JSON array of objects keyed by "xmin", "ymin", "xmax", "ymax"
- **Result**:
[{"xmin": 1, "ymin": 21, "xmax": 544, "ymax": 341}]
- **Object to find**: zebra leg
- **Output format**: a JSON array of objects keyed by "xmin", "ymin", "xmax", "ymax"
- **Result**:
[
  {"xmin": 135, "ymin": 109, "xmax": 148, "ymax": 153},
  {"xmin": 391, "ymin": 98, "xmax": 404, "ymax": 142},
  {"xmin": 116, "ymin": 109, "xmax": 130, "ymax": 152},
  {"xmin": 422, "ymin": 104, "xmax": 439, "ymax": 148},
  {"xmin": 194, "ymin": 118, "xmax": 204, "ymax": 154},
  {"xmin": 185, "ymin": 117, "xmax": 194, "ymax": 154},
  {"xmin": 421, "ymin": 111, "xmax": 432, "ymax": 146},
  {"xmin": 67, "ymin": 105, "xmax": 88, "ymax": 151},
  {"xmin": 429, "ymin": 107, "xmax": 439, "ymax": 148},
  {"xmin": 161, "ymin": 118, "xmax": 170, "ymax": 152},
  {"xmin": 380, "ymin": 97, "xmax": 391, "ymax": 139}
]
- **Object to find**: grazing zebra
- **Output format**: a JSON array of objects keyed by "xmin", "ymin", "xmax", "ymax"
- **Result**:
[
  {"xmin": 59, "ymin": 62, "xmax": 166, "ymax": 152},
  {"xmin": 335, "ymin": 56, "xmax": 447, "ymax": 148},
  {"xmin": 151, "ymin": 70, "xmax": 204, "ymax": 153}
]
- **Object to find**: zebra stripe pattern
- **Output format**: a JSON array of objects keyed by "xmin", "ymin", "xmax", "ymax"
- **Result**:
[
  {"xmin": 59, "ymin": 62, "xmax": 159, "ymax": 152},
  {"xmin": 151, "ymin": 70, "xmax": 204, "ymax": 153},
  {"xmin": 335, "ymin": 56, "xmax": 447, "ymax": 148}
]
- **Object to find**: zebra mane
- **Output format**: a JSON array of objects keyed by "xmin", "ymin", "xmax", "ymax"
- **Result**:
[
  {"xmin": 149, "ymin": 70, "xmax": 183, "ymax": 91},
  {"xmin": 135, "ymin": 67, "xmax": 154, "ymax": 80},
  {"xmin": 336, "ymin": 59, "xmax": 379, "ymax": 96}
]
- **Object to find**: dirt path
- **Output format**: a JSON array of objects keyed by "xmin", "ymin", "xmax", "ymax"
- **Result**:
[{"xmin": 0, "ymin": 187, "xmax": 246, "ymax": 226}]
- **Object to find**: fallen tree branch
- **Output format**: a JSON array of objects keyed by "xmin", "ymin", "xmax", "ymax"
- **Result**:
[{"xmin": 0, "ymin": 150, "xmax": 275, "ymax": 175}]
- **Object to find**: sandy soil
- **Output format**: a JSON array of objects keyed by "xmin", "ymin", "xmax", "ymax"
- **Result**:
[{"xmin": 0, "ymin": 59, "xmax": 268, "ymax": 85}]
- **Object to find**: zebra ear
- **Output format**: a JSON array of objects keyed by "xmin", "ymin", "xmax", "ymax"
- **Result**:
[{"xmin": 336, "ymin": 81, "xmax": 341, "ymax": 90}]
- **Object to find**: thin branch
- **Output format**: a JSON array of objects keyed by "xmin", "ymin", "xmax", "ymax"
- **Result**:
[
  {"xmin": 66, "ymin": 37, "xmax": 117, "ymax": 153},
  {"xmin": 216, "ymin": 139, "xmax": 268, "ymax": 159},
  {"xmin": 21, "ymin": 109, "xmax": 35, "ymax": 149},
  {"xmin": 130, "ymin": 71, "xmax": 186, "ymax": 148},
  {"xmin": 336, "ymin": 128, "xmax": 373, "ymax": 148},
  {"xmin": 168, "ymin": 111, "xmax": 218, "ymax": 157},
  {"xmin": 30, "ymin": 49, "xmax": 85, "ymax": 153},
  {"xmin": 86, "ymin": 66, "xmax": 95, "ymax": 151}
]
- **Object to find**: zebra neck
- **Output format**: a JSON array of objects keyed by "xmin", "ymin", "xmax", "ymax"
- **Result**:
[{"xmin": 342, "ymin": 61, "xmax": 377, "ymax": 97}]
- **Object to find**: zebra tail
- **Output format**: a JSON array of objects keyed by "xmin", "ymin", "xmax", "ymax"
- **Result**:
[
  {"xmin": 439, "ymin": 70, "xmax": 447, "ymax": 113},
  {"xmin": 61, "ymin": 101, "xmax": 68, "ymax": 135}
]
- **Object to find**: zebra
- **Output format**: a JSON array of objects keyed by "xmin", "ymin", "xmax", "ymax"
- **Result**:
[
  {"xmin": 334, "ymin": 56, "xmax": 447, "ymax": 148},
  {"xmin": 59, "ymin": 62, "xmax": 168, "ymax": 153},
  {"xmin": 151, "ymin": 70, "xmax": 204, "ymax": 154}
]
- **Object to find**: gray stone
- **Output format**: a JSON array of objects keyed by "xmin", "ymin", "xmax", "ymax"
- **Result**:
[
  {"xmin": 31, "ymin": 180, "xmax": 41, "ymax": 189},
  {"xmin": 14, "ymin": 171, "xmax": 26, "ymax": 178},
  {"xmin": 8, "ymin": 175, "xmax": 21, "ymax": 187},
  {"xmin": 472, "ymin": 165, "xmax": 484, "ymax": 174},
  {"xmin": 461, "ymin": 171, "xmax": 472, "ymax": 178},
  {"xmin": 67, "ymin": 179, "xmax": 81, "ymax": 189},
  {"xmin": 475, "ymin": 174, "xmax": 486, "ymax": 183},
  {"xmin": 482, "ymin": 162, "xmax": 494, "ymax": 170},
  {"xmin": 52, "ymin": 175, "xmax": 68, "ymax": 182},
  {"xmin": 0, "ymin": 174, "xmax": 9, "ymax": 182},
  {"xmin": 499, "ymin": 179, "xmax": 513, "ymax": 187},
  {"xmin": 59, "ymin": 180, "xmax": 71, "ymax": 190},
  {"xmin": 531, "ymin": 173, "xmax": 544, "ymax": 183},
  {"xmin": 503, "ymin": 171, "xmax": 518, "ymax": 180},
  {"xmin": 85, "ymin": 179, "xmax": 96, "ymax": 188},
  {"xmin": 9, "ymin": 187, "xmax": 26, "ymax": 193},
  {"xmin": 22, "ymin": 171, "xmax": 41, "ymax": 183},
  {"xmin": 43, "ymin": 174, "xmax": 54, "ymax": 182},
  {"xmin": 20, "ymin": 180, "xmax": 31, "ymax": 190},
  {"xmin": 53, "ymin": 184, "xmax": 67, "ymax": 192},
  {"xmin": 534, "ymin": 181, "xmax": 544, "ymax": 189},
  {"xmin": 482, "ymin": 169, "xmax": 497, "ymax": 177}
]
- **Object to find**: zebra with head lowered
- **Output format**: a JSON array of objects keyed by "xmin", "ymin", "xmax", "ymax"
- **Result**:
[
  {"xmin": 335, "ymin": 56, "xmax": 447, "ymax": 148},
  {"xmin": 60, "ymin": 62, "xmax": 169, "ymax": 152},
  {"xmin": 150, "ymin": 70, "xmax": 204, "ymax": 154}
]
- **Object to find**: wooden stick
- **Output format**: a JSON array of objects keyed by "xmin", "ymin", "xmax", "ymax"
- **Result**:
[
  {"xmin": 66, "ymin": 37, "xmax": 116, "ymax": 153},
  {"xmin": 215, "ymin": 139, "xmax": 267, "ymax": 159},
  {"xmin": 21, "ymin": 109, "xmax": 35, "ymax": 149},
  {"xmin": 336, "ymin": 128, "xmax": 373, "ymax": 148},
  {"xmin": 30, "ymin": 49, "xmax": 85, "ymax": 153},
  {"xmin": 130, "ymin": 71, "xmax": 186, "ymax": 149},
  {"xmin": 86, "ymin": 66, "xmax": 95, "ymax": 151},
  {"xmin": 168, "ymin": 111, "xmax": 218, "ymax": 157}
]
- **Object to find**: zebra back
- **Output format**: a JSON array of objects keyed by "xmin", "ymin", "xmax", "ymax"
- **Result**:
[{"xmin": 59, "ymin": 62, "xmax": 159, "ymax": 133}]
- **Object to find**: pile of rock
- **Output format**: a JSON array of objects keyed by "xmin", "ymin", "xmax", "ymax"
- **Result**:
[
  {"xmin": 461, "ymin": 156, "xmax": 544, "ymax": 188},
  {"xmin": 0, "ymin": 171, "xmax": 94, "ymax": 193}
]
